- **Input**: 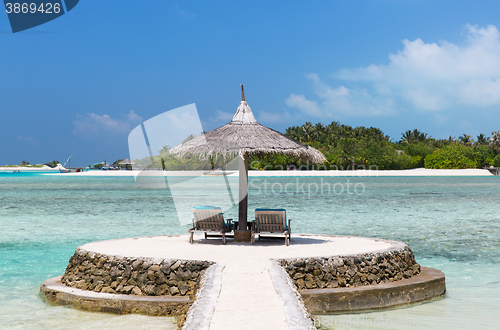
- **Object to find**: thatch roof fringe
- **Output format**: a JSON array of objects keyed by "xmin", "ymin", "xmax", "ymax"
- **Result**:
[{"xmin": 170, "ymin": 122, "xmax": 326, "ymax": 163}]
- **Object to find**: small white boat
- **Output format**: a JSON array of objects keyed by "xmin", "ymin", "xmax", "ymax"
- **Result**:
[
  {"xmin": 59, "ymin": 168, "xmax": 87, "ymax": 173},
  {"xmin": 59, "ymin": 149, "xmax": 87, "ymax": 173}
]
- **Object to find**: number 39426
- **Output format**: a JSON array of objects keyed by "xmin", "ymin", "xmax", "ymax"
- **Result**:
[{"xmin": 5, "ymin": 3, "xmax": 61, "ymax": 14}]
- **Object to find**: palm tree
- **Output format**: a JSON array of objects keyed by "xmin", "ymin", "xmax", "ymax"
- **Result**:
[
  {"xmin": 311, "ymin": 123, "xmax": 324, "ymax": 143},
  {"xmin": 301, "ymin": 122, "xmax": 314, "ymax": 143},
  {"xmin": 476, "ymin": 134, "xmax": 489, "ymax": 145},
  {"xmin": 401, "ymin": 129, "xmax": 430, "ymax": 143},
  {"xmin": 337, "ymin": 138, "xmax": 356, "ymax": 166},
  {"xmin": 490, "ymin": 131, "xmax": 500, "ymax": 154},
  {"xmin": 459, "ymin": 134, "xmax": 474, "ymax": 146}
]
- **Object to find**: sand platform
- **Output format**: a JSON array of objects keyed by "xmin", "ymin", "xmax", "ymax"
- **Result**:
[{"xmin": 41, "ymin": 234, "xmax": 445, "ymax": 330}]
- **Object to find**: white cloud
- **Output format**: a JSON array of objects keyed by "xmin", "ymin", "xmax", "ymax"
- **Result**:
[
  {"xmin": 287, "ymin": 24, "xmax": 500, "ymax": 117},
  {"xmin": 285, "ymin": 93, "xmax": 321, "ymax": 116},
  {"xmin": 16, "ymin": 135, "xmax": 39, "ymax": 145},
  {"xmin": 73, "ymin": 110, "xmax": 142, "ymax": 135},
  {"xmin": 256, "ymin": 110, "xmax": 293, "ymax": 123},
  {"xmin": 286, "ymin": 73, "xmax": 396, "ymax": 117},
  {"xmin": 126, "ymin": 110, "xmax": 142, "ymax": 123},
  {"xmin": 210, "ymin": 110, "xmax": 234, "ymax": 122}
]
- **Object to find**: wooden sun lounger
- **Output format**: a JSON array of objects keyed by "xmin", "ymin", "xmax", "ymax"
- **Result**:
[
  {"xmin": 188, "ymin": 206, "xmax": 233, "ymax": 244},
  {"xmin": 252, "ymin": 208, "xmax": 291, "ymax": 246}
]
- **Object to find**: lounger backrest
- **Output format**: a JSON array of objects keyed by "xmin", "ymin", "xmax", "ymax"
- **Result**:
[
  {"xmin": 255, "ymin": 209, "xmax": 287, "ymax": 233},
  {"xmin": 193, "ymin": 206, "xmax": 224, "ymax": 230}
]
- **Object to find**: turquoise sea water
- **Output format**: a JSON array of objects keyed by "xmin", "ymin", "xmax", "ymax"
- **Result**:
[{"xmin": 0, "ymin": 173, "xmax": 499, "ymax": 329}]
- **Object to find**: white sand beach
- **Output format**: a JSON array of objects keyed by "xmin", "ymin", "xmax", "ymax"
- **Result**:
[
  {"xmin": 35, "ymin": 168, "xmax": 494, "ymax": 177},
  {"xmin": 249, "ymin": 168, "xmax": 494, "ymax": 177},
  {"xmin": 0, "ymin": 165, "xmax": 58, "ymax": 171}
]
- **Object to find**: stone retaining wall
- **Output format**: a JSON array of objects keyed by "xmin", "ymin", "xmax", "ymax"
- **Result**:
[
  {"xmin": 280, "ymin": 246, "xmax": 420, "ymax": 290},
  {"xmin": 61, "ymin": 248, "xmax": 212, "ymax": 297}
]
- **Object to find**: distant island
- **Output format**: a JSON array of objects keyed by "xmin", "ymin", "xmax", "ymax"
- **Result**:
[
  {"xmin": 1, "ymin": 159, "xmax": 131, "ymax": 171},
  {"xmin": 1, "ymin": 160, "xmax": 60, "ymax": 168}
]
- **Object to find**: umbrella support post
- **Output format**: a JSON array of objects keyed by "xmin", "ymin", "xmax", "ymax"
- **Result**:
[
  {"xmin": 235, "ymin": 153, "xmax": 251, "ymax": 242},
  {"xmin": 234, "ymin": 229, "xmax": 252, "ymax": 242}
]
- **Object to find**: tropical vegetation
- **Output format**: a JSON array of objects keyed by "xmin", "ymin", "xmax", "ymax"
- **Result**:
[{"xmin": 132, "ymin": 122, "xmax": 500, "ymax": 171}]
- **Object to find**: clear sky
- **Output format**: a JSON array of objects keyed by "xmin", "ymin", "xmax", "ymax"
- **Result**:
[{"xmin": 2, "ymin": 0, "xmax": 500, "ymax": 166}]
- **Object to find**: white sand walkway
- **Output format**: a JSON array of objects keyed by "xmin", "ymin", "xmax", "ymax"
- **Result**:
[
  {"xmin": 209, "ymin": 258, "xmax": 288, "ymax": 330},
  {"xmin": 80, "ymin": 234, "xmax": 398, "ymax": 329}
]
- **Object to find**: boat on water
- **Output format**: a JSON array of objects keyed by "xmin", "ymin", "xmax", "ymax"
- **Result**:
[
  {"xmin": 13, "ymin": 169, "xmax": 20, "ymax": 173},
  {"xmin": 59, "ymin": 149, "xmax": 88, "ymax": 173},
  {"xmin": 59, "ymin": 167, "xmax": 88, "ymax": 173}
]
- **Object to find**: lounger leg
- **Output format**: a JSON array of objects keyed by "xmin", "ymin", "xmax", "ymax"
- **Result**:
[
  {"xmin": 222, "ymin": 232, "xmax": 227, "ymax": 245},
  {"xmin": 204, "ymin": 232, "xmax": 207, "ymax": 239},
  {"xmin": 189, "ymin": 231, "xmax": 194, "ymax": 244},
  {"xmin": 288, "ymin": 219, "xmax": 292, "ymax": 241},
  {"xmin": 285, "ymin": 232, "xmax": 289, "ymax": 246},
  {"xmin": 251, "ymin": 232, "xmax": 255, "ymax": 245}
]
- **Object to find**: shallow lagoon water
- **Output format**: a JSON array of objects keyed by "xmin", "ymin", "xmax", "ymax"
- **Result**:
[{"xmin": 0, "ymin": 174, "xmax": 499, "ymax": 329}]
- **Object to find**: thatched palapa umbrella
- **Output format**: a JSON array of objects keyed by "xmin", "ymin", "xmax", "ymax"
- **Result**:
[
  {"xmin": 170, "ymin": 85, "xmax": 326, "ymax": 241},
  {"xmin": 118, "ymin": 158, "xmax": 135, "ymax": 170},
  {"xmin": 118, "ymin": 158, "xmax": 135, "ymax": 165}
]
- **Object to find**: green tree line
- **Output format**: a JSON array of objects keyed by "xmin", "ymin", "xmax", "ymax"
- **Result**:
[
  {"xmin": 133, "ymin": 123, "xmax": 500, "ymax": 171},
  {"xmin": 268, "ymin": 123, "xmax": 500, "ymax": 170}
]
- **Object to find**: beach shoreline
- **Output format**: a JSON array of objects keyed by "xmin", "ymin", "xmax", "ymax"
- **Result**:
[
  {"xmin": 14, "ymin": 168, "xmax": 494, "ymax": 177},
  {"xmin": 0, "ymin": 165, "xmax": 58, "ymax": 172}
]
